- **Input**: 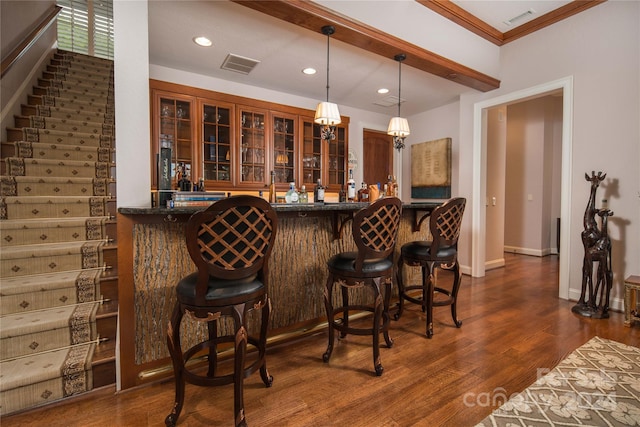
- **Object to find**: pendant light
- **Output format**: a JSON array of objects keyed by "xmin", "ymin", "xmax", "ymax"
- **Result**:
[
  {"xmin": 314, "ymin": 25, "xmax": 341, "ymax": 141},
  {"xmin": 387, "ymin": 53, "xmax": 410, "ymax": 150}
]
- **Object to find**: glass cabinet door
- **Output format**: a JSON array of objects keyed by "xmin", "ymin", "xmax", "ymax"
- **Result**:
[
  {"xmin": 327, "ymin": 126, "xmax": 347, "ymax": 188},
  {"xmin": 302, "ymin": 121, "xmax": 322, "ymax": 187},
  {"xmin": 157, "ymin": 95, "xmax": 194, "ymax": 189},
  {"xmin": 202, "ymin": 102, "xmax": 232, "ymax": 185},
  {"xmin": 272, "ymin": 113, "xmax": 296, "ymax": 185},
  {"xmin": 239, "ymin": 108, "xmax": 266, "ymax": 185}
]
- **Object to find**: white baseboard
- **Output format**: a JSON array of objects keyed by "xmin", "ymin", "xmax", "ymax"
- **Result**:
[
  {"xmin": 567, "ymin": 289, "xmax": 624, "ymax": 312},
  {"xmin": 485, "ymin": 258, "xmax": 505, "ymax": 271},
  {"xmin": 504, "ymin": 246, "xmax": 553, "ymax": 257}
]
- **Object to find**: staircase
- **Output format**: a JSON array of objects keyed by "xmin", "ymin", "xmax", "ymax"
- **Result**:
[{"xmin": 0, "ymin": 50, "xmax": 117, "ymax": 416}]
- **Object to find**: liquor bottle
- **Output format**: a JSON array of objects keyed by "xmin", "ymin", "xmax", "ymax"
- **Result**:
[
  {"xmin": 387, "ymin": 175, "xmax": 394, "ymax": 198},
  {"xmin": 339, "ymin": 184, "xmax": 346, "ymax": 203},
  {"xmin": 285, "ymin": 182, "xmax": 299, "ymax": 203},
  {"xmin": 358, "ymin": 182, "xmax": 369, "ymax": 203},
  {"xmin": 315, "ymin": 179, "xmax": 325, "ymax": 204},
  {"xmin": 268, "ymin": 170, "xmax": 277, "ymax": 203},
  {"xmin": 299, "ymin": 185, "xmax": 309, "ymax": 203},
  {"xmin": 347, "ymin": 170, "xmax": 356, "ymax": 202}
]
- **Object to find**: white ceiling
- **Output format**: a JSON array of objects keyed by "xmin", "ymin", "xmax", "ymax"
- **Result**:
[{"xmin": 147, "ymin": 1, "xmax": 574, "ymax": 117}]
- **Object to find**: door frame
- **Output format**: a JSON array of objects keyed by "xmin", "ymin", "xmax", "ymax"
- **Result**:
[{"xmin": 472, "ymin": 76, "xmax": 573, "ymax": 300}]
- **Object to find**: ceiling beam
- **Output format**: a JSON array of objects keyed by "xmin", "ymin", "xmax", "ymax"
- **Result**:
[
  {"xmin": 231, "ymin": 0, "xmax": 500, "ymax": 92},
  {"xmin": 418, "ymin": 0, "xmax": 606, "ymax": 46}
]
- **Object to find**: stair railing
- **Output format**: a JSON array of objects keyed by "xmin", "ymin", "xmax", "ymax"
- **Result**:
[{"xmin": 0, "ymin": 5, "xmax": 62, "ymax": 78}]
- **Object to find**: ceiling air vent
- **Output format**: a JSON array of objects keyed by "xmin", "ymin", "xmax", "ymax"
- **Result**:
[
  {"xmin": 374, "ymin": 95, "xmax": 404, "ymax": 108},
  {"xmin": 503, "ymin": 9, "xmax": 536, "ymax": 27},
  {"xmin": 221, "ymin": 53, "xmax": 260, "ymax": 74}
]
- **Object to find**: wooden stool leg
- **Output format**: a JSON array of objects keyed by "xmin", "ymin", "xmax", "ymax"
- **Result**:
[
  {"xmin": 425, "ymin": 264, "xmax": 435, "ymax": 339},
  {"xmin": 323, "ymin": 274, "xmax": 336, "ymax": 362},
  {"xmin": 232, "ymin": 304, "xmax": 248, "ymax": 427},
  {"xmin": 372, "ymin": 277, "xmax": 384, "ymax": 376},
  {"xmin": 165, "ymin": 304, "xmax": 185, "ymax": 427},
  {"xmin": 450, "ymin": 262, "xmax": 463, "ymax": 328},
  {"xmin": 382, "ymin": 277, "xmax": 394, "ymax": 349},
  {"xmin": 394, "ymin": 254, "xmax": 405, "ymax": 320},
  {"xmin": 259, "ymin": 297, "xmax": 274, "ymax": 386}
]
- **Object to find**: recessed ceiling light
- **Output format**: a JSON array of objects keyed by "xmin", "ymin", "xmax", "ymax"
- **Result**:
[
  {"xmin": 193, "ymin": 36, "xmax": 212, "ymax": 47},
  {"xmin": 302, "ymin": 67, "xmax": 317, "ymax": 75},
  {"xmin": 378, "ymin": 88, "xmax": 389, "ymax": 94}
]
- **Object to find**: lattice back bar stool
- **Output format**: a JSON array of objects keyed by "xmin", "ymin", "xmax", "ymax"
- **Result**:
[
  {"xmin": 395, "ymin": 197, "xmax": 466, "ymax": 338},
  {"xmin": 323, "ymin": 197, "xmax": 402, "ymax": 376},
  {"xmin": 165, "ymin": 196, "xmax": 278, "ymax": 427}
]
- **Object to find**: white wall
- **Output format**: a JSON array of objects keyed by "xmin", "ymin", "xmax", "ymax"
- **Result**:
[{"xmin": 458, "ymin": 1, "xmax": 640, "ymax": 308}]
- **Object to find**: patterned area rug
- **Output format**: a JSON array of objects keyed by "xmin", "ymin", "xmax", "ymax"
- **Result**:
[{"xmin": 476, "ymin": 336, "xmax": 640, "ymax": 426}]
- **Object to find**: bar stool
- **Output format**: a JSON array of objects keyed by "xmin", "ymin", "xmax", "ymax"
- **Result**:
[
  {"xmin": 323, "ymin": 197, "xmax": 402, "ymax": 376},
  {"xmin": 395, "ymin": 197, "xmax": 466, "ymax": 338},
  {"xmin": 165, "ymin": 195, "xmax": 278, "ymax": 427}
]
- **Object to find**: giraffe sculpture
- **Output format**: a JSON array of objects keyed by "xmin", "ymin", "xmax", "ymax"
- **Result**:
[
  {"xmin": 572, "ymin": 171, "xmax": 606, "ymax": 317},
  {"xmin": 587, "ymin": 209, "xmax": 614, "ymax": 318}
]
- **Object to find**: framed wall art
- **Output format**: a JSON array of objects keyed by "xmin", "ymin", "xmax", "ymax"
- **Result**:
[{"xmin": 411, "ymin": 137, "xmax": 451, "ymax": 199}]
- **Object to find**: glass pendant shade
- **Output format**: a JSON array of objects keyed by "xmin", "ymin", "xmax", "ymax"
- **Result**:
[
  {"xmin": 387, "ymin": 116, "xmax": 410, "ymax": 137},
  {"xmin": 315, "ymin": 101, "xmax": 341, "ymax": 126}
]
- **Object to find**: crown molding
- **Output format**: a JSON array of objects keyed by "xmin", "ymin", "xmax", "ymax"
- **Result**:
[{"xmin": 418, "ymin": 0, "xmax": 606, "ymax": 46}]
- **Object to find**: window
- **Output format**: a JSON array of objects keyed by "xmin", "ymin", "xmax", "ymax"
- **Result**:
[{"xmin": 57, "ymin": 0, "xmax": 113, "ymax": 59}]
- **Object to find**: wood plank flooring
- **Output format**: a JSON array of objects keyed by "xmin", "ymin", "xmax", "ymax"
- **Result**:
[{"xmin": 4, "ymin": 254, "xmax": 638, "ymax": 426}]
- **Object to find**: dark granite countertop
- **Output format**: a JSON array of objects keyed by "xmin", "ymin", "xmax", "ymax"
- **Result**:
[{"xmin": 118, "ymin": 201, "xmax": 440, "ymax": 216}]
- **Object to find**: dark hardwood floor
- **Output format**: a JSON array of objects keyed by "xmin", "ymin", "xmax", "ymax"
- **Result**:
[{"xmin": 4, "ymin": 254, "xmax": 638, "ymax": 426}]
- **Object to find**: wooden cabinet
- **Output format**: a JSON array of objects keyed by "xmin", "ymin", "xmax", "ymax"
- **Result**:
[{"xmin": 150, "ymin": 80, "xmax": 348, "ymax": 193}]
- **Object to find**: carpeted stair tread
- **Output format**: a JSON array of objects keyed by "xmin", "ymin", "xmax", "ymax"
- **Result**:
[
  {"xmin": 16, "ymin": 115, "xmax": 113, "ymax": 135},
  {"xmin": 0, "ymin": 216, "xmax": 110, "ymax": 246},
  {"xmin": 1, "ymin": 195, "xmax": 110, "ymax": 224},
  {"xmin": 27, "ymin": 95, "xmax": 111, "ymax": 114},
  {"xmin": 42, "ymin": 71, "xmax": 112, "ymax": 85},
  {"xmin": 1, "ymin": 175, "xmax": 111, "ymax": 198},
  {"xmin": 4, "ymin": 157, "xmax": 111, "ymax": 179},
  {"xmin": 0, "ymin": 342, "xmax": 95, "ymax": 416},
  {"xmin": 0, "ymin": 269, "xmax": 103, "ymax": 315},
  {"xmin": 33, "ymin": 85, "xmax": 112, "ymax": 102},
  {"xmin": 0, "ymin": 302, "xmax": 99, "ymax": 353},
  {"xmin": 39, "ymin": 77, "xmax": 112, "ymax": 91},
  {"xmin": 0, "ymin": 240, "xmax": 106, "ymax": 260},
  {"xmin": 0, "ymin": 342, "xmax": 95, "ymax": 390},
  {"xmin": 2, "ymin": 141, "xmax": 112, "ymax": 162},
  {"xmin": 0, "ymin": 239, "xmax": 105, "ymax": 278},
  {"xmin": 21, "ymin": 104, "xmax": 113, "ymax": 125},
  {"xmin": 7, "ymin": 127, "xmax": 113, "ymax": 147}
]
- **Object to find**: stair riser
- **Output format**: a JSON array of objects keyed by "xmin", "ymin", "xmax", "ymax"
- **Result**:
[
  {"xmin": 1, "ymin": 179, "xmax": 110, "ymax": 199},
  {"xmin": 45, "ymin": 65, "xmax": 113, "ymax": 82}
]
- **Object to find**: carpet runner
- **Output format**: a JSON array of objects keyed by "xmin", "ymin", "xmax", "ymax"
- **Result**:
[
  {"xmin": 0, "ymin": 50, "xmax": 115, "ymax": 415},
  {"xmin": 476, "ymin": 336, "xmax": 640, "ymax": 426}
]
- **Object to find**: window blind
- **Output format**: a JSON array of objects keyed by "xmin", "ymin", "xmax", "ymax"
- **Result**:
[{"xmin": 57, "ymin": 0, "xmax": 113, "ymax": 60}]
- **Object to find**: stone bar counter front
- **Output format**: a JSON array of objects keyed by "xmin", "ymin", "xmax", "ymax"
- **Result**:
[{"xmin": 117, "ymin": 201, "xmax": 439, "ymax": 389}]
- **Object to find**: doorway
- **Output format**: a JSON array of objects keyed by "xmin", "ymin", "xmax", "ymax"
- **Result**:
[
  {"xmin": 472, "ymin": 76, "xmax": 573, "ymax": 300},
  {"xmin": 363, "ymin": 129, "xmax": 393, "ymax": 188}
]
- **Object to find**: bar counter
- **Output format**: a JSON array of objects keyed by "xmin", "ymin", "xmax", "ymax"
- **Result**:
[{"xmin": 117, "ymin": 201, "xmax": 438, "ymax": 388}]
